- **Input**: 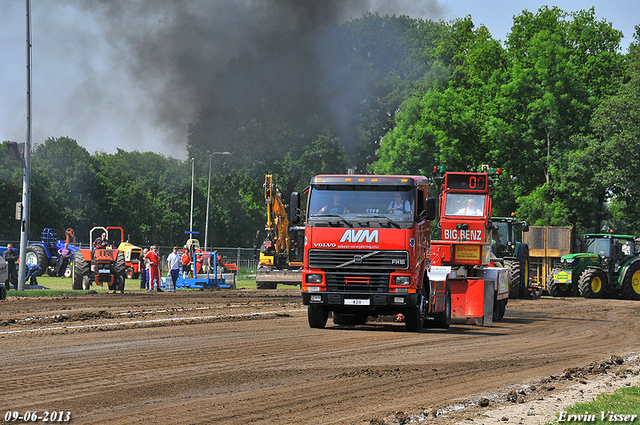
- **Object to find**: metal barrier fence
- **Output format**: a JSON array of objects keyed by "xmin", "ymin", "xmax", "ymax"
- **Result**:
[{"xmin": 156, "ymin": 246, "xmax": 259, "ymax": 274}]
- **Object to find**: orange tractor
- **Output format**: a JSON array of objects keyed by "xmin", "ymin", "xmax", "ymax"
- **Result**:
[{"xmin": 72, "ymin": 226, "xmax": 127, "ymax": 291}]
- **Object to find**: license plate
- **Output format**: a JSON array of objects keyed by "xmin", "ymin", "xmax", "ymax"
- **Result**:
[{"xmin": 344, "ymin": 299, "xmax": 370, "ymax": 306}]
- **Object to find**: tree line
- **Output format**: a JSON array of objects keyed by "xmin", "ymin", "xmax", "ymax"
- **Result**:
[{"xmin": 2, "ymin": 6, "xmax": 639, "ymax": 247}]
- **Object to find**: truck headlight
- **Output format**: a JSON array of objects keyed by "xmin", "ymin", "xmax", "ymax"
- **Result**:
[
  {"xmin": 306, "ymin": 274, "xmax": 322, "ymax": 284},
  {"xmin": 394, "ymin": 276, "xmax": 410, "ymax": 286}
]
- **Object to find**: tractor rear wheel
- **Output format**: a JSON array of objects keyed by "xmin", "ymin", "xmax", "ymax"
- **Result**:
[
  {"xmin": 114, "ymin": 252, "xmax": 126, "ymax": 292},
  {"xmin": 621, "ymin": 262, "xmax": 640, "ymax": 300},
  {"xmin": 518, "ymin": 247, "xmax": 530, "ymax": 298},
  {"xmin": 72, "ymin": 251, "xmax": 90, "ymax": 290},
  {"xmin": 547, "ymin": 268, "xmax": 573, "ymax": 297},
  {"xmin": 25, "ymin": 246, "xmax": 48, "ymax": 276},
  {"xmin": 505, "ymin": 259, "xmax": 522, "ymax": 299},
  {"xmin": 307, "ymin": 305, "xmax": 328, "ymax": 329},
  {"xmin": 579, "ymin": 268, "xmax": 606, "ymax": 298}
]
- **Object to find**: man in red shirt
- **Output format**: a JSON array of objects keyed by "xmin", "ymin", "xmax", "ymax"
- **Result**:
[{"xmin": 145, "ymin": 245, "xmax": 163, "ymax": 292}]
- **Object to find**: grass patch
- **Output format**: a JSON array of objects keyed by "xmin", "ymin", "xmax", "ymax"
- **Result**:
[
  {"xmin": 549, "ymin": 386, "xmax": 640, "ymax": 424},
  {"xmin": 5, "ymin": 272, "xmax": 299, "ymax": 296}
]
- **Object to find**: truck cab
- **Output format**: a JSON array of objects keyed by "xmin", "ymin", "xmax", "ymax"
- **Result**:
[{"xmin": 299, "ymin": 174, "xmax": 441, "ymax": 331}]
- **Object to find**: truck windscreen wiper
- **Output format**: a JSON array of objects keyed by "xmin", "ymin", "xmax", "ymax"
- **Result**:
[
  {"xmin": 355, "ymin": 214, "xmax": 400, "ymax": 228},
  {"xmin": 313, "ymin": 214, "xmax": 353, "ymax": 227}
]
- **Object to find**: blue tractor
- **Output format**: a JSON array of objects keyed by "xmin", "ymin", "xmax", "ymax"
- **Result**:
[{"xmin": 25, "ymin": 228, "xmax": 78, "ymax": 277}]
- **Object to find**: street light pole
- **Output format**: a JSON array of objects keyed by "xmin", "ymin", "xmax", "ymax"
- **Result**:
[
  {"xmin": 18, "ymin": 0, "xmax": 33, "ymax": 291},
  {"xmin": 189, "ymin": 158, "xmax": 194, "ymax": 236},
  {"xmin": 204, "ymin": 151, "xmax": 230, "ymax": 251}
]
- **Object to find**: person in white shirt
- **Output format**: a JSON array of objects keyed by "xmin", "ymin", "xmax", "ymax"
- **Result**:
[
  {"xmin": 456, "ymin": 198, "xmax": 483, "ymax": 216},
  {"xmin": 388, "ymin": 193, "xmax": 410, "ymax": 214}
]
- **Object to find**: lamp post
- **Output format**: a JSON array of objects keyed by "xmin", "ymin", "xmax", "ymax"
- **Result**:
[
  {"xmin": 204, "ymin": 151, "xmax": 230, "ymax": 251},
  {"xmin": 17, "ymin": 0, "xmax": 33, "ymax": 291},
  {"xmin": 189, "ymin": 158, "xmax": 195, "ymax": 236}
]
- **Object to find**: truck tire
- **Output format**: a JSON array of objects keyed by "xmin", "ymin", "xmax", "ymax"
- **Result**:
[
  {"xmin": 332, "ymin": 312, "xmax": 367, "ymax": 326},
  {"xmin": 621, "ymin": 262, "xmax": 640, "ymax": 300},
  {"xmin": 25, "ymin": 245, "xmax": 48, "ymax": 276},
  {"xmin": 579, "ymin": 268, "xmax": 606, "ymax": 298},
  {"xmin": 493, "ymin": 297, "xmax": 507, "ymax": 322},
  {"xmin": 504, "ymin": 259, "xmax": 522, "ymax": 299},
  {"xmin": 547, "ymin": 268, "xmax": 573, "ymax": 297},
  {"xmin": 430, "ymin": 288, "xmax": 452, "ymax": 328},
  {"xmin": 307, "ymin": 305, "xmax": 328, "ymax": 329},
  {"xmin": 72, "ymin": 251, "xmax": 90, "ymax": 290},
  {"xmin": 64, "ymin": 265, "xmax": 72, "ymax": 279},
  {"xmin": 405, "ymin": 293, "xmax": 427, "ymax": 332}
]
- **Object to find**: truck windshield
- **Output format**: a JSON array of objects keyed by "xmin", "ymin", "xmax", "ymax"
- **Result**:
[
  {"xmin": 308, "ymin": 187, "xmax": 414, "ymax": 221},
  {"xmin": 444, "ymin": 194, "xmax": 485, "ymax": 217}
]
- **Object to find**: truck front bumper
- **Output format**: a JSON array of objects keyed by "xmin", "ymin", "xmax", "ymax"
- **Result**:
[{"xmin": 301, "ymin": 291, "xmax": 419, "ymax": 312}]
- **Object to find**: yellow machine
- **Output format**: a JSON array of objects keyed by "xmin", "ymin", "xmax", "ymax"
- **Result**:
[{"xmin": 256, "ymin": 175, "xmax": 304, "ymax": 289}]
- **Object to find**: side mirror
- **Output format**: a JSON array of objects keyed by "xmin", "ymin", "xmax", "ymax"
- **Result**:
[
  {"xmin": 424, "ymin": 197, "xmax": 437, "ymax": 221},
  {"xmin": 522, "ymin": 222, "xmax": 529, "ymax": 232},
  {"xmin": 289, "ymin": 191, "xmax": 301, "ymax": 224}
]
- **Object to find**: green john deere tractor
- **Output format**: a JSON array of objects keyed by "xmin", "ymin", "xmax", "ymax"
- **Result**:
[
  {"xmin": 490, "ymin": 217, "xmax": 532, "ymax": 298},
  {"xmin": 548, "ymin": 233, "xmax": 640, "ymax": 300}
]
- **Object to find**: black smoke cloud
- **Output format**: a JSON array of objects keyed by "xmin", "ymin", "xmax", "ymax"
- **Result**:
[{"xmin": 65, "ymin": 0, "xmax": 444, "ymax": 158}]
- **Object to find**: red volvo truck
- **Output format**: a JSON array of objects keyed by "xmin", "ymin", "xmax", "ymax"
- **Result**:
[{"xmin": 297, "ymin": 174, "xmax": 447, "ymax": 331}]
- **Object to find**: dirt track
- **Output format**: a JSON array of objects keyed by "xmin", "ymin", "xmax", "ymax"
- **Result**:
[{"xmin": 1, "ymin": 290, "xmax": 640, "ymax": 424}]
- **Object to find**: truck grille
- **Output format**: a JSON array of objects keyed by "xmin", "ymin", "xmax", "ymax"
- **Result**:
[
  {"xmin": 308, "ymin": 249, "xmax": 409, "ymax": 270},
  {"xmin": 309, "ymin": 249, "xmax": 408, "ymax": 293},
  {"xmin": 325, "ymin": 271, "xmax": 390, "ymax": 292}
]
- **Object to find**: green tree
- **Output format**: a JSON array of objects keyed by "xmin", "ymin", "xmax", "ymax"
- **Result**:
[{"xmin": 30, "ymin": 137, "xmax": 99, "ymax": 240}]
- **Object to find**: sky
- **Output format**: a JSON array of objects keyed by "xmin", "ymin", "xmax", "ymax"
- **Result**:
[{"xmin": 0, "ymin": 0, "xmax": 638, "ymax": 160}]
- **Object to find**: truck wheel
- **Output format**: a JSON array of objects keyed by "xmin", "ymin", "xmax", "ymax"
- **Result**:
[
  {"xmin": 493, "ymin": 296, "xmax": 506, "ymax": 322},
  {"xmin": 504, "ymin": 259, "xmax": 522, "ymax": 299},
  {"xmin": 405, "ymin": 294, "xmax": 427, "ymax": 332},
  {"xmin": 579, "ymin": 268, "xmax": 606, "ymax": 298},
  {"xmin": 430, "ymin": 288, "xmax": 452, "ymax": 328},
  {"xmin": 621, "ymin": 262, "xmax": 640, "ymax": 300},
  {"xmin": 126, "ymin": 267, "xmax": 134, "ymax": 279},
  {"xmin": 72, "ymin": 251, "xmax": 89, "ymax": 290},
  {"xmin": 64, "ymin": 265, "xmax": 72, "ymax": 279},
  {"xmin": 547, "ymin": 269, "xmax": 573, "ymax": 297},
  {"xmin": 332, "ymin": 312, "xmax": 367, "ymax": 326},
  {"xmin": 25, "ymin": 246, "xmax": 48, "ymax": 276},
  {"xmin": 308, "ymin": 305, "xmax": 328, "ymax": 329}
]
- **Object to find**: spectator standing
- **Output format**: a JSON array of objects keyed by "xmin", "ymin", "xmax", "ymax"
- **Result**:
[
  {"xmin": 167, "ymin": 246, "xmax": 180, "ymax": 288},
  {"xmin": 140, "ymin": 248, "xmax": 148, "ymax": 289},
  {"xmin": 181, "ymin": 249, "xmax": 191, "ymax": 278},
  {"xmin": 145, "ymin": 245, "xmax": 162, "ymax": 292},
  {"xmin": 3, "ymin": 243, "xmax": 18, "ymax": 290},
  {"xmin": 56, "ymin": 242, "xmax": 72, "ymax": 278}
]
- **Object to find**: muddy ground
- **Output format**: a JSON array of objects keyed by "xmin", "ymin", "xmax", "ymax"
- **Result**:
[{"xmin": 1, "ymin": 290, "xmax": 639, "ymax": 424}]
